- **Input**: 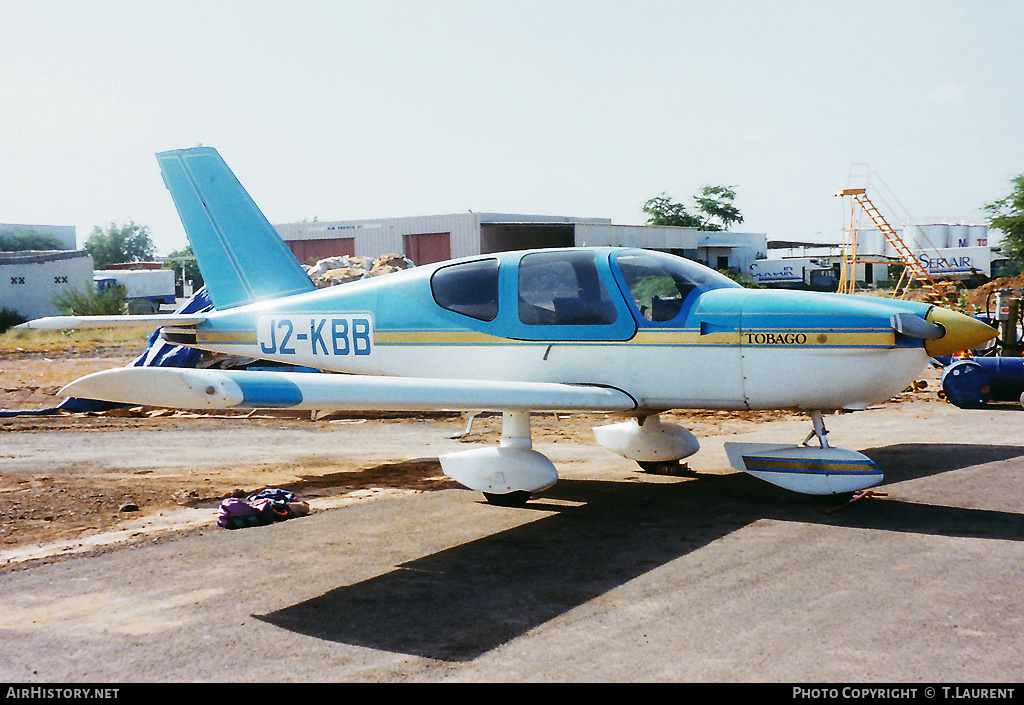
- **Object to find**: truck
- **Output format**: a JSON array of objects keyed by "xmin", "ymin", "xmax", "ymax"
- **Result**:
[
  {"xmin": 747, "ymin": 258, "xmax": 838, "ymax": 291},
  {"xmin": 94, "ymin": 268, "xmax": 176, "ymax": 314}
]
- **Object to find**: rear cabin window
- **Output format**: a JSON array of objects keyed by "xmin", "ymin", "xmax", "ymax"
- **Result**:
[
  {"xmin": 518, "ymin": 251, "xmax": 617, "ymax": 326},
  {"xmin": 430, "ymin": 259, "xmax": 499, "ymax": 322}
]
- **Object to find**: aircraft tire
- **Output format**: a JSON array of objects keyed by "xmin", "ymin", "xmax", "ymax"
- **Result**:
[
  {"xmin": 483, "ymin": 491, "xmax": 532, "ymax": 508},
  {"xmin": 637, "ymin": 459, "xmax": 679, "ymax": 473}
]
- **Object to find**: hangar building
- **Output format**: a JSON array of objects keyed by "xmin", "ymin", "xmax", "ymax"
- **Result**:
[{"xmin": 274, "ymin": 212, "xmax": 765, "ymax": 274}]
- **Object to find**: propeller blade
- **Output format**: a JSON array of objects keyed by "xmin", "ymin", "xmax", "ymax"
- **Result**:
[{"xmin": 891, "ymin": 312, "xmax": 944, "ymax": 340}]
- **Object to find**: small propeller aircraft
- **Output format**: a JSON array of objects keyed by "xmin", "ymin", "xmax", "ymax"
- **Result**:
[{"xmin": 20, "ymin": 147, "xmax": 996, "ymax": 506}]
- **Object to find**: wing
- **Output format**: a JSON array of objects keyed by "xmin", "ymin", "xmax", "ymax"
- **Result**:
[{"xmin": 59, "ymin": 367, "xmax": 637, "ymax": 413}]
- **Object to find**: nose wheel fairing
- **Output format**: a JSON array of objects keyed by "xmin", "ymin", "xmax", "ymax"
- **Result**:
[
  {"xmin": 724, "ymin": 411, "xmax": 883, "ymax": 495},
  {"xmin": 441, "ymin": 445, "xmax": 558, "ymax": 496},
  {"xmin": 724, "ymin": 443, "xmax": 882, "ymax": 495}
]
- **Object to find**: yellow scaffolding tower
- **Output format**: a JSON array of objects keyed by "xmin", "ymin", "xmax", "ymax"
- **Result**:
[{"xmin": 834, "ymin": 187, "xmax": 959, "ymax": 303}]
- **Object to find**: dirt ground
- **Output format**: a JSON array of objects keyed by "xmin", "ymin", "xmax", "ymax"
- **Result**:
[
  {"xmin": 0, "ymin": 337, "xmax": 945, "ymax": 565},
  {"xmin": 963, "ymin": 274, "xmax": 1024, "ymax": 311}
]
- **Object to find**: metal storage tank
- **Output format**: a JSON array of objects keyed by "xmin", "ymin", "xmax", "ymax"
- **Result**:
[
  {"xmin": 900, "ymin": 225, "xmax": 925, "ymax": 254},
  {"xmin": 856, "ymin": 228, "xmax": 885, "ymax": 256},
  {"xmin": 918, "ymin": 223, "xmax": 949, "ymax": 250},
  {"xmin": 948, "ymin": 224, "xmax": 970, "ymax": 249}
]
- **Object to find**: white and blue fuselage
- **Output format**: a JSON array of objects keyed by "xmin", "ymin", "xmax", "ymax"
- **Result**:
[{"xmin": 182, "ymin": 247, "xmax": 935, "ymax": 414}]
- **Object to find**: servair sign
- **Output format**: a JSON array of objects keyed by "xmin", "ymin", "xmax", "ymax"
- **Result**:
[{"xmin": 915, "ymin": 247, "xmax": 991, "ymax": 278}]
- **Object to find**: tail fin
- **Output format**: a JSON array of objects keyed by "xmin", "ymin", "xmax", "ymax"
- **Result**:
[{"xmin": 157, "ymin": 147, "xmax": 316, "ymax": 310}]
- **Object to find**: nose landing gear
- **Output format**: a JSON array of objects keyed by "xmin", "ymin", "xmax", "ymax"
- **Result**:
[{"xmin": 724, "ymin": 411, "xmax": 883, "ymax": 495}]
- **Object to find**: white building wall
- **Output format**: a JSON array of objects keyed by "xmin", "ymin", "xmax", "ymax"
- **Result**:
[
  {"xmin": 574, "ymin": 223, "xmax": 698, "ymax": 250},
  {"xmin": 0, "ymin": 251, "xmax": 93, "ymax": 319},
  {"xmin": 389, "ymin": 213, "xmax": 481, "ymax": 258},
  {"xmin": 697, "ymin": 232, "xmax": 767, "ymax": 273}
]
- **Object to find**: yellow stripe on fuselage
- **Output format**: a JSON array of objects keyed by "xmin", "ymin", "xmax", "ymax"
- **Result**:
[
  {"xmin": 375, "ymin": 330, "xmax": 509, "ymax": 346},
  {"xmin": 376, "ymin": 328, "xmax": 896, "ymax": 348},
  {"xmin": 194, "ymin": 327, "xmax": 896, "ymax": 349},
  {"xmin": 632, "ymin": 329, "xmax": 895, "ymax": 348},
  {"xmin": 196, "ymin": 329, "xmax": 257, "ymax": 345}
]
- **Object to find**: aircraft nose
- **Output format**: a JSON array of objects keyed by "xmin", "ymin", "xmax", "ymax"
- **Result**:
[{"xmin": 922, "ymin": 306, "xmax": 997, "ymax": 357}]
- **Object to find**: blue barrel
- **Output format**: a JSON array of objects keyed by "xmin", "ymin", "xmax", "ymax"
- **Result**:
[
  {"xmin": 942, "ymin": 357, "xmax": 1024, "ymax": 408},
  {"xmin": 942, "ymin": 360, "xmax": 991, "ymax": 408}
]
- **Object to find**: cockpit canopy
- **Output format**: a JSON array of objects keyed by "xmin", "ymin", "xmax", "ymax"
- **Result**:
[{"xmin": 429, "ymin": 248, "xmax": 741, "ymax": 332}]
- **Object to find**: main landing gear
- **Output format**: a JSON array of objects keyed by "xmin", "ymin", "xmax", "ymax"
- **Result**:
[
  {"xmin": 439, "ymin": 410, "xmax": 557, "ymax": 507},
  {"xmin": 441, "ymin": 411, "xmax": 703, "ymax": 506}
]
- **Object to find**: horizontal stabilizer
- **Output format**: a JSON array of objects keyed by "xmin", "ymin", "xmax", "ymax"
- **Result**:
[
  {"xmin": 59, "ymin": 367, "xmax": 638, "ymax": 413},
  {"xmin": 16, "ymin": 315, "xmax": 207, "ymax": 330}
]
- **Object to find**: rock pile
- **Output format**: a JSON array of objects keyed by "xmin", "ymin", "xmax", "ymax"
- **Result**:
[{"xmin": 305, "ymin": 253, "xmax": 415, "ymax": 288}]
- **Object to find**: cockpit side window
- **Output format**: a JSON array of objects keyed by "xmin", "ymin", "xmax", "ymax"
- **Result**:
[
  {"xmin": 518, "ymin": 251, "xmax": 618, "ymax": 326},
  {"xmin": 430, "ymin": 258, "xmax": 499, "ymax": 322},
  {"xmin": 614, "ymin": 251, "xmax": 741, "ymax": 323}
]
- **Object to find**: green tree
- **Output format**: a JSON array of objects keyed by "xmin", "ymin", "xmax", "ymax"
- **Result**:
[
  {"xmin": 166, "ymin": 245, "xmax": 204, "ymax": 289},
  {"xmin": 693, "ymin": 185, "xmax": 744, "ymax": 231},
  {"xmin": 642, "ymin": 193, "xmax": 703, "ymax": 227},
  {"xmin": 642, "ymin": 186, "xmax": 744, "ymax": 231},
  {"xmin": 84, "ymin": 220, "xmax": 156, "ymax": 269},
  {"xmin": 984, "ymin": 174, "xmax": 1024, "ymax": 268},
  {"xmin": 0, "ymin": 232, "xmax": 65, "ymax": 252}
]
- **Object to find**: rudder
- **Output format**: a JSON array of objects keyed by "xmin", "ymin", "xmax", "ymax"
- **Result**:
[{"xmin": 157, "ymin": 146, "xmax": 316, "ymax": 310}]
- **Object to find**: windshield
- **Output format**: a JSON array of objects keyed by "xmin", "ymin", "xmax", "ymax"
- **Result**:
[{"xmin": 613, "ymin": 250, "xmax": 740, "ymax": 323}]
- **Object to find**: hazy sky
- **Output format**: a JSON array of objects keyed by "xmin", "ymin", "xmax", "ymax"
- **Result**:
[{"xmin": 2, "ymin": 0, "xmax": 1022, "ymax": 255}]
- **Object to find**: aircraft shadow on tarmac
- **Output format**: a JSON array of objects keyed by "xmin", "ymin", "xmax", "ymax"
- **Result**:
[
  {"xmin": 256, "ymin": 442, "xmax": 1024, "ymax": 662},
  {"xmin": 866, "ymin": 442, "xmax": 1024, "ymax": 485}
]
